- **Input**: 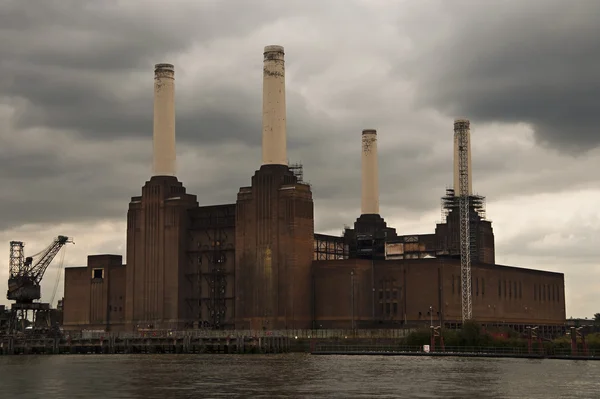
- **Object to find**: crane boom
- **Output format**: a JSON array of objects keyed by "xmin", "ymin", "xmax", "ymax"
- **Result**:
[
  {"xmin": 7, "ymin": 235, "xmax": 73, "ymax": 304},
  {"xmin": 24, "ymin": 235, "xmax": 72, "ymax": 283}
]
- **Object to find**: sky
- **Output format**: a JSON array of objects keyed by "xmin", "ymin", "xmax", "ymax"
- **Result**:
[{"xmin": 0, "ymin": 0, "xmax": 598, "ymax": 318}]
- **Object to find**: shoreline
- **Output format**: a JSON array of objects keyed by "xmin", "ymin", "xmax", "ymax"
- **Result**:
[
  {"xmin": 310, "ymin": 350, "xmax": 599, "ymax": 361},
  {"xmin": 1, "ymin": 335, "xmax": 597, "ymax": 361}
]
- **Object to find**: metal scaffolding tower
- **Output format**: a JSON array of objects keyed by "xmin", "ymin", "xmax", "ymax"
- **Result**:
[
  {"xmin": 289, "ymin": 162, "xmax": 304, "ymax": 183},
  {"xmin": 202, "ymin": 227, "xmax": 228, "ymax": 329},
  {"xmin": 456, "ymin": 119, "xmax": 472, "ymax": 322}
]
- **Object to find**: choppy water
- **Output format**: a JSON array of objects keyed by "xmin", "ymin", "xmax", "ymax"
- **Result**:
[{"xmin": 0, "ymin": 354, "xmax": 598, "ymax": 398}]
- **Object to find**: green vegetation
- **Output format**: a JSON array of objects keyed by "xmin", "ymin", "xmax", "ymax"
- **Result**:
[{"xmin": 400, "ymin": 320, "xmax": 600, "ymax": 352}]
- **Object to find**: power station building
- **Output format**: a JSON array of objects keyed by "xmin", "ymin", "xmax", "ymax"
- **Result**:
[{"xmin": 62, "ymin": 45, "xmax": 566, "ymax": 334}]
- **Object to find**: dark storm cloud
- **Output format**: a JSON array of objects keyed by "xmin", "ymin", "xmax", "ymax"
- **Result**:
[
  {"xmin": 0, "ymin": 134, "xmax": 149, "ymax": 230},
  {"xmin": 0, "ymin": 0, "xmax": 351, "ymax": 231},
  {"xmin": 0, "ymin": 0, "xmax": 558, "ymax": 235},
  {"xmin": 409, "ymin": 0, "xmax": 600, "ymax": 152},
  {"xmin": 0, "ymin": 0, "xmax": 315, "ymax": 144}
]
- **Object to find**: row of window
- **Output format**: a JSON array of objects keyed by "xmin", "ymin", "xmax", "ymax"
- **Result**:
[
  {"xmin": 451, "ymin": 275, "xmax": 560, "ymax": 303},
  {"xmin": 378, "ymin": 288, "xmax": 399, "ymax": 300},
  {"xmin": 380, "ymin": 302, "xmax": 399, "ymax": 315},
  {"xmin": 451, "ymin": 275, "xmax": 488, "ymax": 297},
  {"xmin": 534, "ymin": 283, "xmax": 560, "ymax": 302},
  {"xmin": 498, "ymin": 279, "xmax": 522, "ymax": 299}
]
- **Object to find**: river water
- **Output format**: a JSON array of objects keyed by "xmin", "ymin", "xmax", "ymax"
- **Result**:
[{"xmin": 0, "ymin": 354, "xmax": 597, "ymax": 398}]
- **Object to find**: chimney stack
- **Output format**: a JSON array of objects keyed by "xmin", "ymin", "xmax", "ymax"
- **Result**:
[
  {"xmin": 361, "ymin": 129, "xmax": 380, "ymax": 215},
  {"xmin": 453, "ymin": 119, "xmax": 472, "ymax": 195},
  {"xmin": 153, "ymin": 63, "xmax": 176, "ymax": 176},
  {"xmin": 262, "ymin": 45, "xmax": 287, "ymax": 166}
]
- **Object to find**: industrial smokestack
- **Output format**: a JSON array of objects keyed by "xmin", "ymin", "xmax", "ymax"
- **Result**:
[
  {"xmin": 262, "ymin": 45, "xmax": 287, "ymax": 166},
  {"xmin": 453, "ymin": 119, "xmax": 472, "ymax": 195},
  {"xmin": 153, "ymin": 63, "xmax": 176, "ymax": 176},
  {"xmin": 361, "ymin": 129, "xmax": 379, "ymax": 215}
]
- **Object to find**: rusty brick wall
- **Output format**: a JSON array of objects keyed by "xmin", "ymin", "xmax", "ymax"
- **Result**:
[
  {"xmin": 235, "ymin": 164, "xmax": 314, "ymax": 330},
  {"xmin": 313, "ymin": 258, "xmax": 565, "ymax": 328},
  {"xmin": 442, "ymin": 261, "xmax": 565, "ymax": 324},
  {"xmin": 125, "ymin": 176, "xmax": 198, "ymax": 331},
  {"xmin": 88, "ymin": 255, "xmax": 122, "ymax": 327},
  {"xmin": 63, "ymin": 255, "xmax": 126, "ymax": 331},
  {"xmin": 435, "ymin": 216, "xmax": 495, "ymax": 264},
  {"xmin": 277, "ymin": 182, "xmax": 314, "ymax": 329},
  {"xmin": 107, "ymin": 263, "xmax": 126, "ymax": 327},
  {"xmin": 312, "ymin": 259, "xmax": 372, "ymax": 329},
  {"xmin": 63, "ymin": 266, "xmax": 90, "ymax": 329}
]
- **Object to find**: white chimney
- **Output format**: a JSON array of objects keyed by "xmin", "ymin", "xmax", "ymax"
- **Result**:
[
  {"xmin": 361, "ymin": 129, "xmax": 380, "ymax": 215},
  {"xmin": 153, "ymin": 63, "xmax": 176, "ymax": 176},
  {"xmin": 453, "ymin": 119, "xmax": 472, "ymax": 195},
  {"xmin": 261, "ymin": 45, "xmax": 287, "ymax": 166}
]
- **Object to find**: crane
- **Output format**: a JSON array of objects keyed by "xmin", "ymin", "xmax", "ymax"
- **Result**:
[
  {"xmin": 7, "ymin": 235, "xmax": 73, "ymax": 305},
  {"xmin": 456, "ymin": 120, "xmax": 472, "ymax": 322}
]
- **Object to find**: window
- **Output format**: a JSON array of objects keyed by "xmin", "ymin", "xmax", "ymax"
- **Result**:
[
  {"xmin": 92, "ymin": 268, "xmax": 104, "ymax": 279},
  {"xmin": 542, "ymin": 285, "xmax": 546, "ymax": 301},
  {"xmin": 534, "ymin": 284, "xmax": 537, "ymax": 301},
  {"xmin": 498, "ymin": 280, "xmax": 501, "ymax": 297},
  {"xmin": 509, "ymin": 280, "xmax": 512, "ymax": 298},
  {"xmin": 393, "ymin": 303, "xmax": 398, "ymax": 315},
  {"xmin": 452, "ymin": 275, "xmax": 455, "ymax": 294},
  {"xmin": 482, "ymin": 278, "xmax": 485, "ymax": 296},
  {"xmin": 519, "ymin": 282, "xmax": 522, "ymax": 299}
]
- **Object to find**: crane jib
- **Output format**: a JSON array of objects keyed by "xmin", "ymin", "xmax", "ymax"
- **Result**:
[{"xmin": 6, "ymin": 236, "xmax": 74, "ymax": 304}]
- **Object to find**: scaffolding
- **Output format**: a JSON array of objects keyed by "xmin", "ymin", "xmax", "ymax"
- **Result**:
[
  {"xmin": 456, "ymin": 119, "xmax": 472, "ymax": 322},
  {"xmin": 289, "ymin": 162, "xmax": 304, "ymax": 183},
  {"xmin": 313, "ymin": 234, "xmax": 349, "ymax": 260},
  {"xmin": 441, "ymin": 188, "xmax": 486, "ymax": 223},
  {"xmin": 440, "ymin": 188, "xmax": 487, "ymax": 264},
  {"xmin": 201, "ymin": 228, "xmax": 229, "ymax": 329},
  {"xmin": 186, "ymin": 206, "xmax": 235, "ymax": 330}
]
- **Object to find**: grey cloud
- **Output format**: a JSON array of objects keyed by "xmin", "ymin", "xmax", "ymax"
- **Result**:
[
  {"xmin": 408, "ymin": 0, "xmax": 600, "ymax": 153},
  {"xmin": 0, "ymin": 0, "xmax": 316, "ymax": 143},
  {"xmin": 2, "ymin": 0, "xmax": 597, "ymax": 242},
  {"xmin": 0, "ymin": 137, "xmax": 148, "ymax": 230}
]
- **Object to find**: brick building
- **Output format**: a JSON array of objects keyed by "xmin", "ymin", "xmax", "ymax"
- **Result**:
[{"xmin": 61, "ymin": 45, "xmax": 566, "ymax": 333}]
